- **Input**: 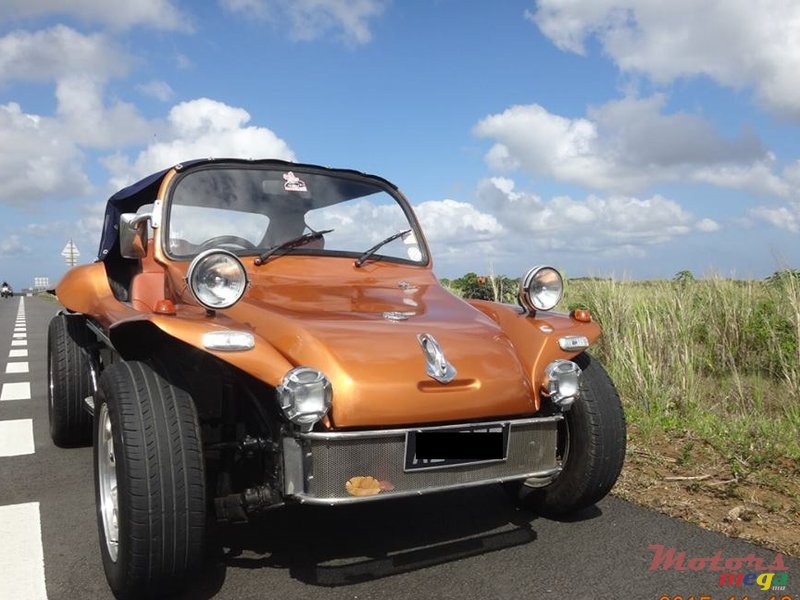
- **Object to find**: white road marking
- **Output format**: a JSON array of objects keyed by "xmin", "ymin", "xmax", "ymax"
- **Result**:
[
  {"xmin": 9, "ymin": 349, "xmax": 28, "ymax": 358},
  {"xmin": 5, "ymin": 362, "xmax": 29, "ymax": 374},
  {"xmin": 14, "ymin": 328, "xmax": 26, "ymax": 333},
  {"xmin": 12, "ymin": 333, "xmax": 26, "ymax": 339},
  {"xmin": 0, "ymin": 419, "xmax": 35, "ymax": 457},
  {"xmin": 0, "ymin": 382, "xmax": 31, "ymax": 401},
  {"xmin": 11, "ymin": 340, "xmax": 27, "ymax": 346},
  {"xmin": 0, "ymin": 502, "xmax": 48, "ymax": 599}
]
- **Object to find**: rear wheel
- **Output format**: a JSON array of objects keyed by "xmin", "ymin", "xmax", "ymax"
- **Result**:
[
  {"xmin": 94, "ymin": 360, "xmax": 206, "ymax": 599},
  {"xmin": 510, "ymin": 353, "xmax": 626, "ymax": 516},
  {"xmin": 47, "ymin": 314, "xmax": 93, "ymax": 447}
]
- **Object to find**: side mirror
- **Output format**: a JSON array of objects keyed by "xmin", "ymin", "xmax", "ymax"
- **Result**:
[{"xmin": 119, "ymin": 212, "xmax": 151, "ymax": 259}]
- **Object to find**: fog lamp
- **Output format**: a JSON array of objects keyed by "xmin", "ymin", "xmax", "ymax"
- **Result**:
[
  {"xmin": 542, "ymin": 359, "xmax": 582, "ymax": 410},
  {"xmin": 277, "ymin": 367, "xmax": 332, "ymax": 431}
]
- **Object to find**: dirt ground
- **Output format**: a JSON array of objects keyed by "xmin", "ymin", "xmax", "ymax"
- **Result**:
[{"xmin": 613, "ymin": 426, "xmax": 800, "ymax": 557}]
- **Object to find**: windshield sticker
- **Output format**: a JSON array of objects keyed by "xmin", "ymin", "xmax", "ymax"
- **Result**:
[{"xmin": 283, "ymin": 172, "xmax": 308, "ymax": 192}]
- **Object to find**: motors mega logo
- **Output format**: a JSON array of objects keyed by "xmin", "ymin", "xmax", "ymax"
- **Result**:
[{"xmin": 648, "ymin": 545, "xmax": 789, "ymax": 591}]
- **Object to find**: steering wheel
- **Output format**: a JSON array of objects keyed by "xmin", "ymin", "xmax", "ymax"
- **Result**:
[{"xmin": 198, "ymin": 235, "xmax": 257, "ymax": 251}]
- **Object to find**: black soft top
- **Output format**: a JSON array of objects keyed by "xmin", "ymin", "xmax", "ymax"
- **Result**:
[{"xmin": 96, "ymin": 158, "xmax": 396, "ymax": 260}]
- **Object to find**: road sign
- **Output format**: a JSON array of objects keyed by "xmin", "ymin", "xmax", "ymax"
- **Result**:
[{"xmin": 61, "ymin": 240, "xmax": 80, "ymax": 267}]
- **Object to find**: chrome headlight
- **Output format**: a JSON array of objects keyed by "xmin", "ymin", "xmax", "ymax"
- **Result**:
[
  {"xmin": 519, "ymin": 265, "xmax": 563, "ymax": 313},
  {"xmin": 277, "ymin": 367, "xmax": 332, "ymax": 431},
  {"xmin": 187, "ymin": 249, "xmax": 248, "ymax": 309},
  {"xmin": 542, "ymin": 359, "xmax": 582, "ymax": 410}
]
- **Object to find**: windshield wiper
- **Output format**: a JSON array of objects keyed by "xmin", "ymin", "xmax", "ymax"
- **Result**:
[
  {"xmin": 254, "ymin": 229, "xmax": 334, "ymax": 265},
  {"xmin": 354, "ymin": 228, "xmax": 412, "ymax": 268}
]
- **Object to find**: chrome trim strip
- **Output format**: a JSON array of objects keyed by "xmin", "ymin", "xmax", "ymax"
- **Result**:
[
  {"xmin": 282, "ymin": 437, "xmax": 305, "ymax": 496},
  {"xmin": 290, "ymin": 466, "xmax": 563, "ymax": 506},
  {"xmin": 301, "ymin": 415, "xmax": 564, "ymax": 440}
]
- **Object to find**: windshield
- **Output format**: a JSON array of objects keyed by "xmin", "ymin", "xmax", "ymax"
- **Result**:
[{"xmin": 165, "ymin": 166, "xmax": 426, "ymax": 265}]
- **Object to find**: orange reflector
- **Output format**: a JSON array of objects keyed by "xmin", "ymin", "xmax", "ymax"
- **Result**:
[
  {"xmin": 154, "ymin": 299, "xmax": 176, "ymax": 315},
  {"xmin": 571, "ymin": 308, "xmax": 591, "ymax": 322}
]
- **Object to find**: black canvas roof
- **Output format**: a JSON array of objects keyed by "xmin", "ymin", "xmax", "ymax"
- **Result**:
[{"xmin": 96, "ymin": 158, "xmax": 396, "ymax": 260}]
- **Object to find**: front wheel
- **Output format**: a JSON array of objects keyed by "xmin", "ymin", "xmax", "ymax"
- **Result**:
[
  {"xmin": 94, "ymin": 360, "xmax": 206, "ymax": 599},
  {"xmin": 510, "ymin": 353, "xmax": 626, "ymax": 516}
]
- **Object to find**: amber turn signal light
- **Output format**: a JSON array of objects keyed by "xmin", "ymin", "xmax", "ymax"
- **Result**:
[
  {"xmin": 571, "ymin": 308, "xmax": 591, "ymax": 322},
  {"xmin": 154, "ymin": 299, "xmax": 177, "ymax": 315}
]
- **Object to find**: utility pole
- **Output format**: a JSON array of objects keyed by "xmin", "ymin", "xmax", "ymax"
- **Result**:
[{"xmin": 61, "ymin": 239, "xmax": 80, "ymax": 268}]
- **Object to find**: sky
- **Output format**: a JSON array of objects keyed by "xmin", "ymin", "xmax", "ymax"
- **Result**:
[{"xmin": 1, "ymin": 0, "xmax": 799, "ymax": 289}]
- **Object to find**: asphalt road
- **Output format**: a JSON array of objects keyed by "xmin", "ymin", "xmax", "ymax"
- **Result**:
[{"xmin": 0, "ymin": 296, "xmax": 797, "ymax": 600}]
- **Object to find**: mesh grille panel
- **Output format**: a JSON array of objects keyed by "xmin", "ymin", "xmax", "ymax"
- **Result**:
[{"xmin": 305, "ymin": 420, "xmax": 558, "ymax": 500}]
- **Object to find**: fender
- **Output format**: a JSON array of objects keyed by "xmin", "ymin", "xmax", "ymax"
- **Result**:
[
  {"xmin": 56, "ymin": 263, "xmax": 136, "ymax": 327},
  {"xmin": 467, "ymin": 300, "xmax": 602, "ymax": 395},
  {"xmin": 109, "ymin": 315, "xmax": 293, "ymax": 387},
  {"xmin": 57, "ymin": 263, "xmax": 293, "ymax": 387}
]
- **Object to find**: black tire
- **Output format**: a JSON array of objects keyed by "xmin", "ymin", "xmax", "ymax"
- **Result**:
[
  {"xmin": 47, "ymin": 314, "xmax": 93, "ymax": 447},
  {"xmin": 513, "ymin": 353, "xmax": 626, "ymax": 516},
  {"xmin": 94, "ymin": 360, "xmax": 206, "ymax": 599}
]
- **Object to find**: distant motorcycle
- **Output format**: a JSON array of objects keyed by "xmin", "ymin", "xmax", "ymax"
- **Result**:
[{"xmin": 1, "ymin": 284, "xmax": 12, "ymax": 298}]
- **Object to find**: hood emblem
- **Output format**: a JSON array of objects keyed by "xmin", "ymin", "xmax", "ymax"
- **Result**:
[{"xmin": 417, "ymin": 334, "xmax": 457, "ymax": 384}]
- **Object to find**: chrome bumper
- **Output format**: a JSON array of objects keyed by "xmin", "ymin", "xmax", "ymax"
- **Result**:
[{"xmin": 282, "ymin": 416, "xmax": 562, "ymax": 505}]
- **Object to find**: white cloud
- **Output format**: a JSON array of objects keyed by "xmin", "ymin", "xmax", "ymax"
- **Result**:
[
  {"xmin": 74, "ymin": 202, "xmax": 109, "ymax": 258},
  {"xmin": 475, "ymin": 177, "xmax": 711, "ymax": 253},
  {"xmin": 414, "ymin": 199, "xmax": 504, "ymax": 244},
  {"xmin": 529, "ymin": 0, "xmax": 800, "ymax": 119},
  {"xmin": 692, "ymin": 159, "xmax": 791, "ymax": 198},
  {"xmin": 24, "ymin": 202, "xmax": 108, "ymax": 260},
  {"xmin": 0, "ymin": 0, "xmax": 188, "ymax": 31},
  {"xmin": 137, "ymin": 80, "xmax": 175, "ymax": 102},
  {"xmin": 750, "ymin": 200, "xmax": 800, "ymax": 233},
  {"xmin": 695, "ymin": 218, "xmax": 721, "ymax": 233},
  {"xmin": 0, "ymin": 102, "xmax": 91, "ymax": 206},
  {"xmin": 104, "ymin": 98, "xmax": 296, "ymax": 187},
  {"xmin": 0, "ymin": 235, "xmax": 30, "ymax": 257},
  {"xmin": 783, "ymin": 160, "xmax": 800, "ymax": 187},
  {"xmin": 0, "ymin": 26, "xmax": 155, "ymax": 150},
  {"xmin": 220, "ymin": 0, "xmax": 388, "ymax": 44},
  {"xmin": 0, "ymin": 26, "xmax": 129, "ymax": 85},
  {"xmin": 56, "ymin": 76, "xmax": 156, "ymax": 148},
  {"xmin": 474, "ymin": 97, "xmax": 772, "ymax": 195}
]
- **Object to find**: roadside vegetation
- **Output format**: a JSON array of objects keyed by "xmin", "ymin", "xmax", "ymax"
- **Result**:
[{"xmin": 443, "ymin": 269, "xmax": 800, "ymax": 554}]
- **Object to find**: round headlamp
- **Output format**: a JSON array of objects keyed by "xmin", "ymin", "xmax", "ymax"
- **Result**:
[
  {"xmin": 519, "ymin": 265, "xmax": 563, "ymax": 312},
  {"xmin": 186, "ymin": 249, "xmax": 248, "ymax": 309},
  {"xmin": 277, "ymin": 367, "xmax": 332, "ymax": 431}
]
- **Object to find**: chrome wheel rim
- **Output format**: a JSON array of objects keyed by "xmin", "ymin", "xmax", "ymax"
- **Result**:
[{"xmin": 97, "ymin": 403, "xmax": 119, "ymax": 562}]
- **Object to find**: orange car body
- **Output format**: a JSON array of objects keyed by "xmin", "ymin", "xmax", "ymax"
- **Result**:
[{"xmin": 57, "ymin": 161, "xmax": 599, "ymax": 431}]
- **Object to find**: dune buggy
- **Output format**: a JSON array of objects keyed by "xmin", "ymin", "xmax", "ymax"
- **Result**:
[{"xmin": 50, "ymin": 158, "xmax": 625, "ymax": 598}]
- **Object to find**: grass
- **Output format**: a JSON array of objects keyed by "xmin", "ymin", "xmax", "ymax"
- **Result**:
[{"xmin": 564, "ymin": 275, "xmax": 800, "ymax": 466}]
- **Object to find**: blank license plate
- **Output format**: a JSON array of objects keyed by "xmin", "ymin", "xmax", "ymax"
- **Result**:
[{"xmin": 404, "ymin": 424, "xmax": 509, "ymax": 471}]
